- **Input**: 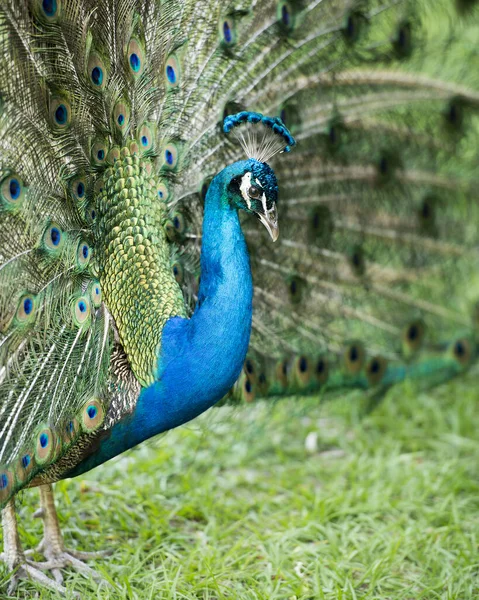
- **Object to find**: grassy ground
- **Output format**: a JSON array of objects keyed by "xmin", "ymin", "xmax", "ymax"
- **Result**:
[{"xmin": 1, "ymin": 376, "xmax": 479, "ymax": 599}]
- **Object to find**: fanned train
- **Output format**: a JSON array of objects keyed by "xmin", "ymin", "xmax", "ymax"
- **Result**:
[{"xmin": 0, "ymin": 0, "xmax": 478, "ymax": 593}]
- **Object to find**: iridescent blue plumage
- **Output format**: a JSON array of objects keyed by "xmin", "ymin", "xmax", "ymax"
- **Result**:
[
  {"xmin": 0, "ymin": 0, "xmax": 478, "ymax": 594},
  {"xmin": 67, "ymin": 158, "xmax": 279, "ymax": 476}
]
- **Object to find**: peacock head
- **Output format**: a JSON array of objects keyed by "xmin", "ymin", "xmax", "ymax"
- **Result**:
[
  {"xmin": 222, "ymin": 111, "xmax": 296, "ymax": 242},
  {"xmin": 227, "ymin": 158, "xmax": 279, "ymax": 241}
]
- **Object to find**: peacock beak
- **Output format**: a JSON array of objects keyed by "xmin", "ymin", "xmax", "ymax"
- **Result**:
[{"xmin": 256, "ymin": 204, "xmax": 279, "ymax": 242}]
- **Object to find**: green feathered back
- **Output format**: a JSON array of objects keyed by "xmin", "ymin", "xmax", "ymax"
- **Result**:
[{"xmin": 0, "ymin": 0, "xmax": 478, "ymax": 506}]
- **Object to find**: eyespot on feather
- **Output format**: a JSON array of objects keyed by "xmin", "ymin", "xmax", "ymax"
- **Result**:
[
  {"xmin": 165, "ymin": 55, "xmax": 180, "ymax": 88},
  {"xmin": 43, "ymin": 223, "xmax": 65, "ymax": 252},
  {"xmin": 172, "ymin": 212, "xmax": 186, "ymax": 235},
  {"xmin": 342, "ymin": 342, "xmax": 365, "ymax": 375},
  {"xmin": 291, "ymin": 355, "xmax": 312, "ymax": 388},
  {"xmin": 219, "ymin": 16, "xmax": 236, "ymax": 45},
  {"xmin": 71, "ymin": 295, "xmax": 91, "ymax": 327},
  {"xmin": 71, "ymin": 177, "xmax": 87, "ymax": 202},
  {"xmin": 87, "ymin": 52, "xmax": 108, "ymax": 89},
  {"xmin": 157, "ymin": 182, "xmax": 169, "ymax": 202},
  {"xmin": 277, "ymin": 1, "xmax": 294, "ymax": 31},
  {"xmin": 0, "ymin": 468, "xmax": 15, "ymax": 503},
  {"xmin": 113, "ymin": 101, "xmax": 130, "ymax": 132},
  {"xmin": 165, "ymin": 212, "xmax": 186, "ymax": 242},
  {"xmin": 35, "ymin": 0, "xmax": 61, "ymax": 21},
  {"xmin": 16, "ymin": 294, "xmax": 36, "ymax": 324},
  {"xmin": 349, "ymin": 245, "xmax": 366, "ymax": 277},
  {"xmin": 365, "ymin": 356, "xmax": 388, "ymax": 386},
  {"xmin": 172, "ymin": 261, "xmax": 184, "ymax": 284},
  {"xmin": 343, "ymin": 11, "xmax": 366, "ymax": 43},
  {"xmin": 288, "ymin": 276, "xmax": 304, "ymax": 304},
  {"xmin": 138, "ymin": 123, "xmax": 155, "ymax": 152},
  {"xmin": 89, "ymin": 281, "xmax": 102, "ymax": 308},
  {"xmin": 444, "ymin": 97, "xmax": 466, "ymax": 131},
  {"xmin": 314, "ymin": 356, "xmax": 329, "ymax": 385},
  {"xmin": 76, "ymin": 240, "xmax": 92, "ymax": 269},
  {"xmin": 162, "ymin": 143, "xmax": 179, "ymax": 170},
  {"xmin": 80, "ymin": 399, "xmax": 105, "ymax": 432},
  {"xmin": 91, "ymin": 140, "xmax": 108, "ymax": 165},
  {"xmin": 49, "ymin": 97, "xmax": 72, "ymax": 130},
  {"xmin": 0, "ymin": 174, "xmax": 25, "ymax": 208},
  {"xmin": 402, "ymin": 319, "xmax": 426, "ymax": 355},
  {"xmin": 127, "ymin": 38, "xmax": 146, "ymax": 77},
  {"xmin": 233, "ymin": 372, "xmax": 255, "ymax": 403},
  {"xmin": 393, "ymin": 21, "xmax": 413, "ymax": 58},
  {"xmin": 86, "ymin": 204, "xmax": 97, "ymax": 224},
  {"xmin": 34, "ymin": 426, "xmax": 56, "ymax": 465},
  {"xmin": 451, "ymin": 338, "xmax": 474, "ymax": 367},
  {"xmin": 15, "ymin": 451, "xmax": 35, "ymax": 484},
  {"xmin": 243, "ymin": 357, "xmax": 257, "ymax": 384},
  {"xmin": 376, "ymin": 150, "xmax": 401, "ymax": 181}
]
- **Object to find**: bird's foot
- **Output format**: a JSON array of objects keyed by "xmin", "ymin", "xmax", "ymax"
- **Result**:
[
  {"xmin": 2, "ymin": 498, "xmax": 71, "ymax": 596},
  {"xmin": 28, "ymin": 538, "xmax": 112, "ymax": 560},
  {"xmin": 1, "ymin": 551, "xmax": 75, "ymax": 597},
  {"xmin": 25, "ymin": 547, "xmax": 108, "ymax": 587},
  {"xmin": 2, "ymin": 485, "xmax": 112, "ymax": 595},
  {"xmin": 20, "ymin": 492, "xmax": 113, "ymax": 588},
  {"xmin": 2, "ymin": 537, "xmax": 111, "ymax": 596}
]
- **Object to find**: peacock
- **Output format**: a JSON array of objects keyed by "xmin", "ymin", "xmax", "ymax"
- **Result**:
[{"xmin": 0, "ymin": 0, "xmax": 478, "ymax": 594}]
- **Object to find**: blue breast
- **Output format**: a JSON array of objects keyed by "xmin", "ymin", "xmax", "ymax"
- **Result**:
[{"xmin": 66, "ymin": 169, "xmax": 253, "ymax": 477}]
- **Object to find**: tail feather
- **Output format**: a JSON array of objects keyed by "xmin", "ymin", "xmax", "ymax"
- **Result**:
[{"xmin": 0, "ymin": 0, "xmax": 478, "ymax": 504}]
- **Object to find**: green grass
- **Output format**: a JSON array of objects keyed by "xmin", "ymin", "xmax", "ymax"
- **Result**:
[{"xmin": 2, "ymin": 376, "xmax": 479, "ymax": 599}]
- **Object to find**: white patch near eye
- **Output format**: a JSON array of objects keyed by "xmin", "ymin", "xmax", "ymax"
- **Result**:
[
  {"xmin": 240, "ymin": 172, "xmax": 253, "ymax": 209},
  {"xmin": 261, "ymin": 192, "xmax": 268, "ymax": 214},
  {"xmin": 253, "ymin": 177, "xmax": 268, "ymax": 214}
]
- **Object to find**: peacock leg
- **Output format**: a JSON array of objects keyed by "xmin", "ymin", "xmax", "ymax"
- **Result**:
[
  {"xmin": 1, "ymin": 498, "xmax": 70, "ymax": 596},
  {"xmin": 25, "ymin": 483, "xmax": 110, "ymax": 586}
]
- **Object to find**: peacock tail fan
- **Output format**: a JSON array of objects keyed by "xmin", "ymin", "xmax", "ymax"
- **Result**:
[{"xmin": 0, "ymin": 0, "xmax": 478, "ymax": 507}]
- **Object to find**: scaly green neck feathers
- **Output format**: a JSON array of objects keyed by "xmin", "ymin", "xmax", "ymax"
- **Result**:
[{"xmin": 96, "ymin": 148, "xmax": 185, "ymax": 386}]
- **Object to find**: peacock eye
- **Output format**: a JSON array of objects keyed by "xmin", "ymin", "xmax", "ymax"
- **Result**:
[{"xmin": 248, "ymin": 186, "xmax": 261, "ymax": 199}]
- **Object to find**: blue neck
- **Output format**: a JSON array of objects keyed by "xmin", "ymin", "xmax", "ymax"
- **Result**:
[{"xmin": 68, "ymin": 164, "xmax": 253, "ymax": 476}]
